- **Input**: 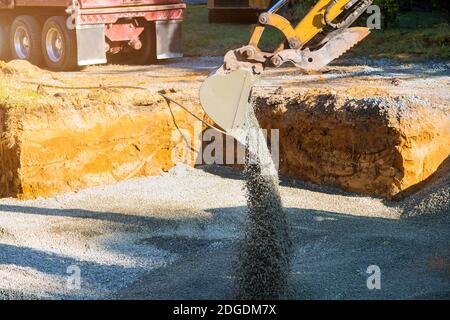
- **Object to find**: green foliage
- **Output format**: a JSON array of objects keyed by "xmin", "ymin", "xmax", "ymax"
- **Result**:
[
  {"xmin": 374, "ymin": 0, "xmax": 400, "ymax": 28},
  {"xmin": 430, "ymin": 0, "xmax": 450, "ymax": 21},
  {"xmin": 384, "ymin": 0, "xmax": 449, "ymax": 15},
  {"xmin": 397, "ymin": 11, "xmax": 446, "ymax": 28},
  {"xmin": 182, "ymin": 5, "xmax": 283, "ymax": 56},
  {"xmin": 183, "ymin": 4, "xmax": 449, "ymax": 61},
  {"xmin": 351, "ymin": 11, "xmax": 450, "ymax": 60}
]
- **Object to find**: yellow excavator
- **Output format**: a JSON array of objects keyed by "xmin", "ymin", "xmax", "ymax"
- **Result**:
[{"xmin": 200, "ymin": 0, "xmax": 373, "ymax": 142}]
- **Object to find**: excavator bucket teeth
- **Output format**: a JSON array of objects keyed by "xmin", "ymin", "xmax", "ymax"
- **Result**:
[
  {"xmin": 200, "ymin": 69, "xmax": 257, "ymax": 135},
  {"xmin": 299, "ymin": 27, "xmax": 371, "ymax": 71}
]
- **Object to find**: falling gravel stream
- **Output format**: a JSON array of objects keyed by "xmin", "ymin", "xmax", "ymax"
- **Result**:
[{"xmin": 235, "ymin": 99, "xmax": 292, "ymax": 299}]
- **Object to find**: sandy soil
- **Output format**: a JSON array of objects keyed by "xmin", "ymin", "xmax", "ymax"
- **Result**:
[
  {"xmin": 36, "ymin": 57, "xmax": 450, "ymax": 104},
  {"xmin": 0, "ymin": 58, "xmax": 449, "ymax": 299}
]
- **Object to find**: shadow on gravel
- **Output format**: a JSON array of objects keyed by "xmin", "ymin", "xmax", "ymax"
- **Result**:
[
  {"xmin": 0, "ymin": 243, "xmax": 149, "ymax": 298},
  {"xmin": 284, "ymin": 208, "xmax": 450, "ymax": 300},
  {"xmin": 0, "ymin": 205, "xmax": 184, "ymax": 228},
  {"xmin": 198, "ymin": 164, "xmax": 372, "ymax": 198},
  {"xmin": 197, "ymin": 165, "xmax": 244, "ymax": 180},
  {"xmin": 0, "ymin": 243, "xmax": 138, "ymax": 277},
  {"xmin": 116, "ymin": 206, "xmax": 449, "ymax": 300}
]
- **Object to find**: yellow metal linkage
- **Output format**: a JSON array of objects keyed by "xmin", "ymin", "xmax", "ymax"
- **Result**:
[{"xmin": 249, "ymin": 0, "xmax": 351, "ymax": 49}]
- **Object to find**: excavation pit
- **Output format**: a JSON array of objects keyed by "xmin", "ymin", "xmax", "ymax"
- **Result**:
[
  {"xmin": 253, "ymin": 88, "xmax": 449, "ymax": 199},
  {"xmin": 0, "ymin": 60, "xmax": 448, "ymax": 200},
  {"xmin": 0, "ymin": 61, "xmax": 204, "ymax": 199}
]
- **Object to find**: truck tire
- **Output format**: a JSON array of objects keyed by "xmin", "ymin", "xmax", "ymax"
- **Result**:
[
  {"xmin": 109, "ymin": 25, "xmax": 156, "ymax": 66},
  {"xmin": 0, "ymin": 16, "xmax": 11, "ymax": 61},
  {"xmin": 42, "ymin": 16, "xmax": 78, "ymax": 71},
  {"xmin": 128, "ymin": 26, "xmax": 156, "ymax": 65},
  {"xmin": 10, "ymin": 16, "xmax": 43, "ymax": 66}
]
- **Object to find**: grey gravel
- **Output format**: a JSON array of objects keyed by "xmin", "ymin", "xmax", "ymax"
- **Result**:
[
  {"xmin": 236, "ymin": 101, "xmax": 291, "ymax": 299},
  {"xmin": 0, "ymin": 58, "xmax": 448, "ymax": 300},
  {"xmin": 1, "ymin": 164, "xmax": 448, "ymax": 300}
]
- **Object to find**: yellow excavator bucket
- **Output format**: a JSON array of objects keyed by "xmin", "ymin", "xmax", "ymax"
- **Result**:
[
  {"xmin": 201, "ymin": 0, "xmax": 373, "ymax": 142},
  {"xmin": 200, "ymin": 69, "xmax": 257, "ymax": 134}
]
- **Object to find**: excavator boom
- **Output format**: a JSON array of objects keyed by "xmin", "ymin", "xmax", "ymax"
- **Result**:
[{"xmin": 200, "ymin": 0, "xmax": 373, "ymax": 139}]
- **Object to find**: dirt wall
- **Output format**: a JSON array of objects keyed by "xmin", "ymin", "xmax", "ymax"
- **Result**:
[
  {"xmin": 0, "ymin": 108, "xmax": 21, "ymax": 198},
  {"xmin": 254, "ymin": 89, "xmax": 450, "ymax": 198},
  {"xmin": 0, "ymin": 89, "xmax": 204, "ymax": 199},
  {"xmin": 0, "ymin": 60, "xmax": 448, "ymax": 200}
]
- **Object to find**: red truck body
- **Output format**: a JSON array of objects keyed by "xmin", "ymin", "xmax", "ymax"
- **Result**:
[{"xmin": 0, "ymin": 0, "xmax": 186, "ymax": 70}]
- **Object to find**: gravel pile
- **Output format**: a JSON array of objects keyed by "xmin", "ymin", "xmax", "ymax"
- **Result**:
[{"xmin": 398, "ymin": 160, "xmax": 450, "ymax": 218}]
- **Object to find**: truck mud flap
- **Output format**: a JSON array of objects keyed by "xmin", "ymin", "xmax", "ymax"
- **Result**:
[
  {"xmin": 155, "ymin": 20, "xmax": 183, "ymax": 60},
  {"xmin": 76, "ymin": 24, "xmax": 107, "ymax": 66}
]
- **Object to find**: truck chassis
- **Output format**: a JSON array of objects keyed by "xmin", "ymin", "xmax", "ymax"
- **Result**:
[{"xmin": 0, "ymin": 0, "xmax": 186, "ymax": 70}]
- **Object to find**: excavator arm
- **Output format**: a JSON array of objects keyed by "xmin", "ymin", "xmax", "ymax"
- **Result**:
[
  {"xmin": 251, "ymin": 0, "xmax": 370, "ymax": 48},
  {"xmin": 200, "ymin": 0, "xmax": 373, "ymax": 138}
]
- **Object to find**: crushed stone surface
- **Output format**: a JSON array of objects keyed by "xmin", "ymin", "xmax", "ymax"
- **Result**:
[
  {"xmin": 0, "ymin": 164, "xmax": 448, "ymax": 300},
  {"xmin": 0, "ymin": 57, "xmax": 449, "ymax": 299}
]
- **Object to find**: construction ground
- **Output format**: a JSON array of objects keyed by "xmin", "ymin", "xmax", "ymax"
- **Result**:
[{"xmin": 0, "ymin": 57, "xmax": 449, "ymax": 299}]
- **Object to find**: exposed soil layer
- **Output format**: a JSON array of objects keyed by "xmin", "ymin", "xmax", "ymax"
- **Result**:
[
  {"xmin": 253, "ymin": 88, "xmax": 450, "ymax": 198},
  {"xmin": 0, "ymin": 59, "xmax": 448, "ymax": 300},
  {"xmin": 397, "ymin": 157, "xmax": 450, "ymax": 217},
  {"xmin": 0, "ymin": 59, "xmax": 449, "ymax": 199},
  {"xmin": 0, "ymin": 61, "xmax": 205, "ymax": 199}
]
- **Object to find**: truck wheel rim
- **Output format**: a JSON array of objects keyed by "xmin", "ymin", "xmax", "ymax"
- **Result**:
[
  {"xmin": 14, "ymin": 26, "xmax": 31, "ymax": 59},
  {"xmin": 46, "ymin": 27, "xmax": 64, "ymax": 63}
]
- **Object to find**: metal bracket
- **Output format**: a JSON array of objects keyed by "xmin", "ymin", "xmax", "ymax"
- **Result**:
[{"xmin": 76, "ymin": 24, "xmax": 107, "ymax": 66}]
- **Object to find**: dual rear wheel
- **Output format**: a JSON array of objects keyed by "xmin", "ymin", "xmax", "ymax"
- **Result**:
[
  {"xmin": 107, "ymin": 26, "xmax": 156, "ymax": 66},
  {"xmin": 10, "ymin": 15, "xmax": 43, "ymax": 66},
  {"xmin": 6, "ymin": 15, "xmax": 76, "ymax": 71},
  {"xmin": 42, "ymin": 16, "xmax": 78, "ymax": 71},
  {"xmin": 2, "ymin": 15, "xmax": 156, "ymax": 71}
]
